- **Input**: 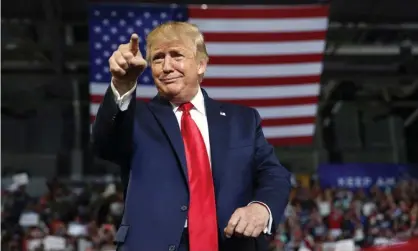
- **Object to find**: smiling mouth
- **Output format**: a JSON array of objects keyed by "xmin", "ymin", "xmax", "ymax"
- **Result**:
[{"xmin": 160, "ymin": 77, "xmax": 180, "ymax": 83}]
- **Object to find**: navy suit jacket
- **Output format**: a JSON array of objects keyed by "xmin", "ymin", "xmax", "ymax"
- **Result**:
[{"xmin": 92, "ymin": 86, "xmax": 291, "ymax": 251}]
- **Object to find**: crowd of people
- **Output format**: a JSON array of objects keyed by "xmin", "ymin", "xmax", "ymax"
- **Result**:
[
  {"xmin": 1, "ymin": 178, "xmax": 124, "ymax": 251},
  {"xmin": 2, "ymin": 176, "xmax": 418, "ymax": 251},
  {"xmin": 272, "ymin": 179, "xmax": 418, "ymax": 250}
]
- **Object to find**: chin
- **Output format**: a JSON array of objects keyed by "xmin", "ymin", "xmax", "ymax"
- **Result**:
[
  {"xmin": 158, "ymin": 83, "xmax": 185, "ymax": 98},
  {"xmin": 166, "ymin": 83, "xmax": 185, "ymax": 95}
]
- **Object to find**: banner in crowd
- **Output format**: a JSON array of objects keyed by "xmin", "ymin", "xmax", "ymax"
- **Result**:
[
  {"xmin": 88, "ymin": 3, "xmax": 330, "ymax": 146},
  {"xmin": 315, "ymin": 237, "xmax": 418, "ymax": 251},
  {"xmin": 317, "ymin": 163, "xmax": 413, "ymax": 190},
  {"xmin": 362, "ymin": 237, "xmax": 418, "ymax": 251}
]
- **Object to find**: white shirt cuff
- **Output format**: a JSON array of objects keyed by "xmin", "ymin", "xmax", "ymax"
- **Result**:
[
  {"xmin": 248, "ymin": 201, "xmax": 273, "ymax": 235},
  {"xmin": 110, "ymin": 80, "xmax": 136, "ymax": 111}
]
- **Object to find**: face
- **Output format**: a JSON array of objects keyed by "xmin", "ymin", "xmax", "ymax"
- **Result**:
[{"xmin": 149, "ymin": 39, "xmax": 207, "ymax": 104}]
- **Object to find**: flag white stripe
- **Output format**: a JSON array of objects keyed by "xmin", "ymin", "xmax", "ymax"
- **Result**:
[
  {"xmin": 90, "ymin": 103, "xmax": 317, "ymax": 119},
  {"xmin": 206, "ymin": 41, "xmax": 326, "ymax": 56},
  {"xmin": 263, "ymin": 124, "xmax": 315, "ymax": 138},
  {"xmin": 258, "ymin": 104, "xmax": 317, "ymax": 119},
  {"xmin": 90, "ymin": 83, "xmax": 320, "ymax": 99},
  {"xmin": 204, "ymin": 85, "xmax": 320, "ymax": 99},
  {"xmin": 189, "ymin": 18, "xmax": 328, "ymax": 32},
  {"xmin": 206, "ymin": 62, "xmax": 323, "ymax": 78},
  {"xmin": 89, "ymin": 118, "xmax": 314, "ymax": 138}
]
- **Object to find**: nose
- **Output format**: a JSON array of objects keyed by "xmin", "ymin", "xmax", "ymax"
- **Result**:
[{"xmin": 162, "ymin": 56, "xmax": 174, "ymax": 73}]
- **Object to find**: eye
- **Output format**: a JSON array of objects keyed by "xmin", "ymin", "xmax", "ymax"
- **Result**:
[
  {"xmin": 170, "ymin": 51, "xmax": 184, "ymax": 60},
  {"xmin": 152, "ymin": 53, "xmax": 164, "ymax": 62}
]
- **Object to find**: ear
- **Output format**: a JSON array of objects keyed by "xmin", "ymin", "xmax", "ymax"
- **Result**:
[{"xmin": 197, "ymin": 58, "xmax": 207, "ymax": 75}]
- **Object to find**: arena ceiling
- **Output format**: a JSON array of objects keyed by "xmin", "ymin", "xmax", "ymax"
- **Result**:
[{"xmin": 2, "ymin": 0, "xmax": 418, "ymax": 22}]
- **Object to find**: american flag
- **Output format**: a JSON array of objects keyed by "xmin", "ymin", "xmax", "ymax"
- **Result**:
[{"xmin": 89, "ymin": 4, "xmax": 329, "ymax": 146}]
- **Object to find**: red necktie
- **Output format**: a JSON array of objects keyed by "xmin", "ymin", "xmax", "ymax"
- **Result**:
[{"xmin": 179, "ymin": 102, "xmax": 218, "ymax": 251}]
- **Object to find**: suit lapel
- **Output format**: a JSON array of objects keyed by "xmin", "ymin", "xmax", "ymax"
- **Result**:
[
  {"xmin": 203, "ymin": 90, "xmax": 229, "ymax": 195},
  {"xmin": 148, "ymin": 96, "xmax": 189, "ymax": 184},
  {"xmin": 147, "ymin": 90, "xmax": 230, "ymax": 194}
]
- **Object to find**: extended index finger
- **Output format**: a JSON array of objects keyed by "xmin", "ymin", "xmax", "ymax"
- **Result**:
[{"xmin": 129, "ymin": 33, "xmax": 139, "ymax": 54}]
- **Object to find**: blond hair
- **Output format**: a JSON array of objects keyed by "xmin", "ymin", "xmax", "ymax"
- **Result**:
[{"xmin": 145, "ymin": 21, "xmax": 209, "ymax": 63}]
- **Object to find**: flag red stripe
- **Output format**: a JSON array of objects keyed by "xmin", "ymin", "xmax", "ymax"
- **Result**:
[
  {"xmin": 268, "ymin": 136, "xmax": 314, "ymax": 146},
  {"xmin": 201, "ymin": 75, "xmax": 321, "ymax": 86},
  {"xmin": 209, "ymin": 54, "xmax": 323, "ymax": 65},
  {"xmin": 91, "ymin": 115, "xmax": 316, "ymax": 127},
  {"xmin": 90, "ymin": 96, "xmax": 318, "ymax": 107},
  {"xmin": 90, "ymin": 96, "xmax": 150, "ymax": 103},
  {"xmin": 261, "ymin": 116, "xmax": 316, "ymax": 126},
  {"xmin": 220, "ymin": 97, "xmax": 318, "ymax": 107},
  {"xmin": 204, "ymin": 31, "xmax": 327, "ymax": 42},
  {"xmin": 189, "ymin": 6, "xmax": 329, "ymax": 19}
]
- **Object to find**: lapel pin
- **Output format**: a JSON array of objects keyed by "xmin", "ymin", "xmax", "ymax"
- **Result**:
[{"xmin": 220, "ymin": 112, "xmax": 226, "ymax": 116}]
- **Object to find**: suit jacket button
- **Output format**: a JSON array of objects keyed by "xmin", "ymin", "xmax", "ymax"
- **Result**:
[
  {"xmin": 181, "ymin": 205, "xmax": 188, "ymax": 211},
  {"xmin": 168, "ymin": 245, "xmax": 176, "ymax": 251}
]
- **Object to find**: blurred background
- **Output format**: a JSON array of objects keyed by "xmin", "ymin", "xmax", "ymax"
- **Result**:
[{"xmin": 1, "ymin": 0, "xmax": 418, "ymax": 250}]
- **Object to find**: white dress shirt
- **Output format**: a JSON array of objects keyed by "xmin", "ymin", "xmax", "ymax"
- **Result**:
[{"xmin": 110, "ymin": 82, "xmax": 273, "ymax": 234}]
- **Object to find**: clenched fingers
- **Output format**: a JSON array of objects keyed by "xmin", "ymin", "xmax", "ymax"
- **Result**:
[
  {"xmin": 242, "ymin": 222, "xmax": 256, "ymax": 237},
  {"xmin": 224, "ymin": 211, "xmax": 241, "ymax": 238},
  {"xmin": 234, "ymin": 220, "xmax": 263, "ymax": 238},
  {"xmin": 249, "ymin": 225, "xmax": 264, "ymax": 238},
  {"xmin": 109, "ymin": 51, "xmax": 127, "ymax": 77},
  {"xmin": 234, "ymin": 219, "xmax": 248, "ymax": 235},
  {"xmin": 224, "ymin": 205, "xmax": 269, "ymax": 238},
  {"xmin": 109, "ymin": 50, "xmax": 146, "ymax": 77},
  {"xmin": 110, "ymin": 33, "xmax": 147, "ymax": 77}
]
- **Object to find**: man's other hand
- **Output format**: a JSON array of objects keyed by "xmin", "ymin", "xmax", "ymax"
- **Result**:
[{"xmin": 224, "ymin": 203, "xmax": 270, "ymax": 238}]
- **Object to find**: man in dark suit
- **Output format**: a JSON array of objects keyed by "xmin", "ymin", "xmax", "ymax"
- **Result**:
[{"xmin": 92, "ymin": 21, "xmax": 291, "ymax": 251}]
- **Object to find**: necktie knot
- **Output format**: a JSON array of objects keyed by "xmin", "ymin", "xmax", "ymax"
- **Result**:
[{"xmin": 179, "ymin": 102, "xmax": 193, "ymax": 113}]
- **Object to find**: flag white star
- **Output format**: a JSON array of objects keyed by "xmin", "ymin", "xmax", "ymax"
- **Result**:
[
  {"xmin": 127, "ymin": 27, "xmax": 134, "ymax": 34},
  {"xmin": 119, "ymin": 35, "xmax": 127, "ymax": 42},
  {"xmin": 102, "ymin": 35, "xmax": 110, "ymax": 42}
]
